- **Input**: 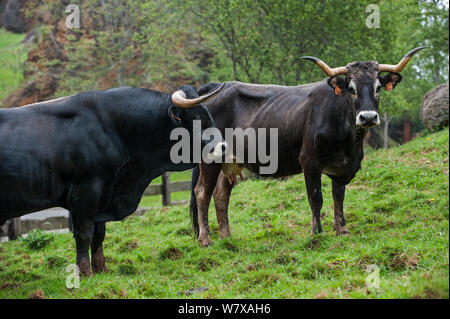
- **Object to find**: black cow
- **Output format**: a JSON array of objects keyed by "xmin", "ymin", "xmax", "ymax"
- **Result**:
[
  {"xmin": 190, "ymin": 47, "xmax": 425, "ymax": 246},
  {"xmin": 0, "ymin": 84, "xmax": 225, "ymax": 275}
]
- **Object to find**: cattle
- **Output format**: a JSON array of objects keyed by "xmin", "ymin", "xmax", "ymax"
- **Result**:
[
  {"xmin": 0, "ymin": 84, "xmax": 226, "ymax": 276},
  {"xmin": 190, "ymin": 47, "xmax": 426, "ymax": 246}
]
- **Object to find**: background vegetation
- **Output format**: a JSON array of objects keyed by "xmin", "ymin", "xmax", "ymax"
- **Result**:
[
  {"xmin": 0, "ymin": 29, "xmax": 26, "ymax": 100},
  {"xmin": 1, "ymin": 0, "xmax": 449, "ymax": 138}
]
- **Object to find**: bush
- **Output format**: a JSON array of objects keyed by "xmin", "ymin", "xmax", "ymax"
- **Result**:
[{"xmin": 20, "ymin": 229, "xmax": 54, "ymax": 250}]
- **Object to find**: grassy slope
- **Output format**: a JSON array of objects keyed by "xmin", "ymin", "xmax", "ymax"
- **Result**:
[
  {"xmin": 0, "ymin": 30, "xmax": 26, "ymax": 102},
  {"xmin": 0, "ymin": 129, "xmax": 448, "ymax": 299}
]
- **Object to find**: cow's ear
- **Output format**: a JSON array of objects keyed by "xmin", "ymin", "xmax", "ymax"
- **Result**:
[
  {"xmin": 327, "ymin": 76, "xmax": 346, "ymax": 96},
  {"xmin": 380, "ymin": 72, "xmax": 402, "ymax": 91},
  {"xmin": 168, "ymin": 106, "xmax": 183, "ymax": 123}
]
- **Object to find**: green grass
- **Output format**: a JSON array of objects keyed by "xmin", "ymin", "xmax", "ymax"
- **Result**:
[
  {"xmin": 0, "ymin": 30, "xmax": 27, "ymax": 102},
  {"xmin": 0, "ymin": 129, "xmax": 448, "ymax": 298}
]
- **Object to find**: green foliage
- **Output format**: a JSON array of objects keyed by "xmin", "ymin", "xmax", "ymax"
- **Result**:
[
  {"xmin": 180, "ymin": 0, "xmax": 448, "ymax": 127},
  {"xmin": 2, "ymin": 1, "xmax": 448, "ymax": 132},
  {"xmin": 20, "ymin": 229, "xmax": 55, "ymax": 251},
  {"xmin": 0, "ymin": 129, "xmax": 448, "ymax": 298},
  {"xmin": 14, "ymin": 0, "xmax": 445, "ymax": 132},
  {"xmin": 0, "ymin": 30, "xmax": 27, "ymax": 102}
]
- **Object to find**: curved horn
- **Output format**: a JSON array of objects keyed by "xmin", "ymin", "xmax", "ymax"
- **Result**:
[
  {"xmin": 379, "ymin": 46, "xmax": 427, "ymax": 73},
  {"xmin": 171, "ymin": 83, "xmax": 225, "ymax": 108},
  {"xmin": 301, "ymin": 56, "xmax": 347, "ymax": 77}
]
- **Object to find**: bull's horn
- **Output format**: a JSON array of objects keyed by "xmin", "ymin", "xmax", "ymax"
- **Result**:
[
  {"xmin": 171, "ymin": 83, "xmax": 225, "ymax": 108},
  {"xmin": 301, "ymin": 56, "xmax": 347, "ymax": 77},
  {"xmin": 378, "ymin": 46, "xmax": 427, "ymax": 73}
]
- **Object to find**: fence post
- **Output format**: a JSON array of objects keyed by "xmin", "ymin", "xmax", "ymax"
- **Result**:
[
  {"xmin": 7, "ymin": 218, "xmax": 19, "ymax": 240},
  {"xmin": 161, "ymin": 172, "xmax": 171, "ymax": 206}
]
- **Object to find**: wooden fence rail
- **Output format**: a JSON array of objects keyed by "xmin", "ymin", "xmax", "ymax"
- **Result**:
[
  {"xmin": 144, "ymin": 172, "xmax": 191, "ymax": 205},
  {"xmin": 1, "ymin": 172, "xmax": 192, "ymax": 241}
]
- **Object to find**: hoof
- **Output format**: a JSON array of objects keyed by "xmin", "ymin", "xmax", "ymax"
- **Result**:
[
  {"xmin": 198, "ymin": 236, "xmax": 213, "ymax": 247},
  {"xmin": 92, "ymin": 264, "xmax": 108, "ymax": 274},
  {"xmin": 336, "ymin": 227, "xmax": 349, "ymax": 235},
  {"xmin": 78, "ymin": 261, "xmax": 92, "ymax": 277},
  {"xmin": 92, "ymin": 256, "xmax": 107, "ymax": 273},
  {"xmin": 219, "ymin": 229, "xmax": 231, "ymax": 239}
]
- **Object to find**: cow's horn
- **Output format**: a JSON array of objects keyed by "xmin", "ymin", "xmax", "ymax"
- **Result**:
[
  {"xmin": 171, "ymin": 83, "xmax": 225, "ymax": 108},
  {"xmin": 378, "ymin": 46, "xmax": 427, "ymax": 73},
  {"xmin": 301, "ymin": 56, "xmax": 347, "ymax": 77}
]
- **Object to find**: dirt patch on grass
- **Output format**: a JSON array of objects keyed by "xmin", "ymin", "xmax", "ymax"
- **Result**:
[
  {"xmin": 313, "ymin": 291, "xmax": 328, "ymax": 299},
  {"xmin": 179, "ymin": 287, "xmax": 209, "ymax": 296},
  {"xmin": 29, "ymin": 289, "xmax": 46, "ymax": 299},
  {"xmin": 248, "ymin": 272, "xmax": 279, "ymax": 286},
  {"xmin": 198, "ymin": 258, "xmax": 219, "ymax": 272},
  {"xmin": 0, "ymin": 282, "xmax": 23, "ymax": 289},
  {"xmin": 46, "ymin": 255, "xmax": 66, "ymax": 268},
  {"xmin": 176, "ymin": 228, "xmax": 191, "ymax": 236},
  {"xmin": 390, "ymin": 252, "xmax": 419, "ymax": 270},
  {"xmin": 304, "ymin": 237, "xmax": 324, "ymax": 250},
  {"xmin": 413, "ymin": 286, "xmax": 447, "ymax": 299},
  {"xmin": 246, "ymin": 262, "xmax": 265, "ymax": 272},
  {"xmin": 357, "ymin": 255, "xmax": 376, "ymax": 269},
  {"xmin": 274, "ymin": 253, "xmax": 296, "ymax": 265},
  {"xmin": 118, "ymin": 261, "xmax": 137, "ymax": 275},
  {"xmin": 119, "ymin": 240, "xmax": 139, "ymax": 252},
  {"xmin": 221, "ymin": 240, "xmax": 239, "ymax": 252},
  {"xmin": 159, "ymin": 247, "xmax": 183, "ymax": 260},
  {"xmin": 327, "ymin": 259, "xmax": 349, "ymax": 271},
  {"xmin": 96, "ymin": 287, "xmax": 128, "ymax": 299}
]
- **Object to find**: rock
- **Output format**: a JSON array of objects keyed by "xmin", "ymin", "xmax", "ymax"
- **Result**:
[
  {"xmin": 2, "ymin": 74, "xmax": 58, "ymax": 108},
  {"xmin": 421, "ymin": 84, "xmax": 449, "ymax": 131},
  {"xmin": 133, "ymin": 207, "xmax": 150, "ymax": 217},
  {"xmin": 1, "ymin": 0, "xmax": 25, "ymax": 33},
  {"xmin": 0, "ymin": 1, "xmax": 6, "ymax": 28}
]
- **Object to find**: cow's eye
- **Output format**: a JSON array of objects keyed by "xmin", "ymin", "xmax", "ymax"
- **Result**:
[
  {"xmin": 376, "ymin": 85, "xmax": 381, "ymax": 93},
  {"xmin": 348, "ymin": 87, "xmax": 356, "ymax": 95}
]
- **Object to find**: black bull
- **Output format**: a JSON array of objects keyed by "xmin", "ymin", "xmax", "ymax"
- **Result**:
[
  {"xmin": 190, "ymin": 48, "xmax": 425, "ymax": 246},
  {"xmin": 0, "ymin": 84, "xmax": 225, "ymax": 276}
]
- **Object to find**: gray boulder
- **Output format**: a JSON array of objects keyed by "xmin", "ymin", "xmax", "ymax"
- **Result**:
[
  {"xmin": 1, "ymin": 0, "xmax": 24, "ymax": 33},
  {"xmin": 421, "ymin": 84, "xmax": 449, "ymax": 131}
]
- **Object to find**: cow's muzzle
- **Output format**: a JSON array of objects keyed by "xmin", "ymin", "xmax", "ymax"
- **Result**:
[
  {"xmin": 207, "ymin": 141, "xmax": 228, "ymax": 160},
  {"xmin": 356, "ymin": 111, "xmax": 380, "ymax": 128}
]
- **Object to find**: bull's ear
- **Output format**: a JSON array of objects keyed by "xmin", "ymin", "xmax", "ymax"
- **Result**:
[
  {"xmin": 380, "ymin": 72, "xmax": 402, "ymax": 91},
  {"xmin": 327, "ymin": 76, "xmax": 346, "ymax": 96},
  {"xmin": 168, "ymin": 106, "xmax": 183, "ymax": 123}
]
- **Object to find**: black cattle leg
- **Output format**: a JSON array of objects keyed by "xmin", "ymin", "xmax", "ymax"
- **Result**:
[
  {"xmin": 71, "ymin": 211, "xmax": 95, "ymax": 276},
  {"xmin": 304, "ymin": 170, "xmax": 323, "ymax": 235},
  {"xmin": 91, "ymin": 222, "xmax": 107, "ymax": 273},
  {"xmin": 213, "ymin": 172, "xmax": 234, "ymax": 239},
  {"xmin": 67, "ymin": 179, "xmax": 102, "ymax": 276},
  {"xmin": 332, "ymin": 180, "xmax": 349, "ymax": 235},
  {"xmin": 195, "ymin": 163, "xmax": 221, "ymax": 246}
]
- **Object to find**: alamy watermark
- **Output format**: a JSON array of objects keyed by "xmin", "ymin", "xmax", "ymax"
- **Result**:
[
  {"xmin": 66, "ymin": 4, "xmax": 80, "ymax": 29},
  {"xmin": 66, "ymin": 264, "xmax": 80, "ymax": 289},
  {"xmin": 365, "ymin": 264, "xmax": 380, "ymax": 289},
  {"xmin": 365, "ymin": 4, "xmax": 380, "ymax": 28},
  {"xmin": 170, "ymin": 121, "xmax": 279, "ymax": 175}
]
